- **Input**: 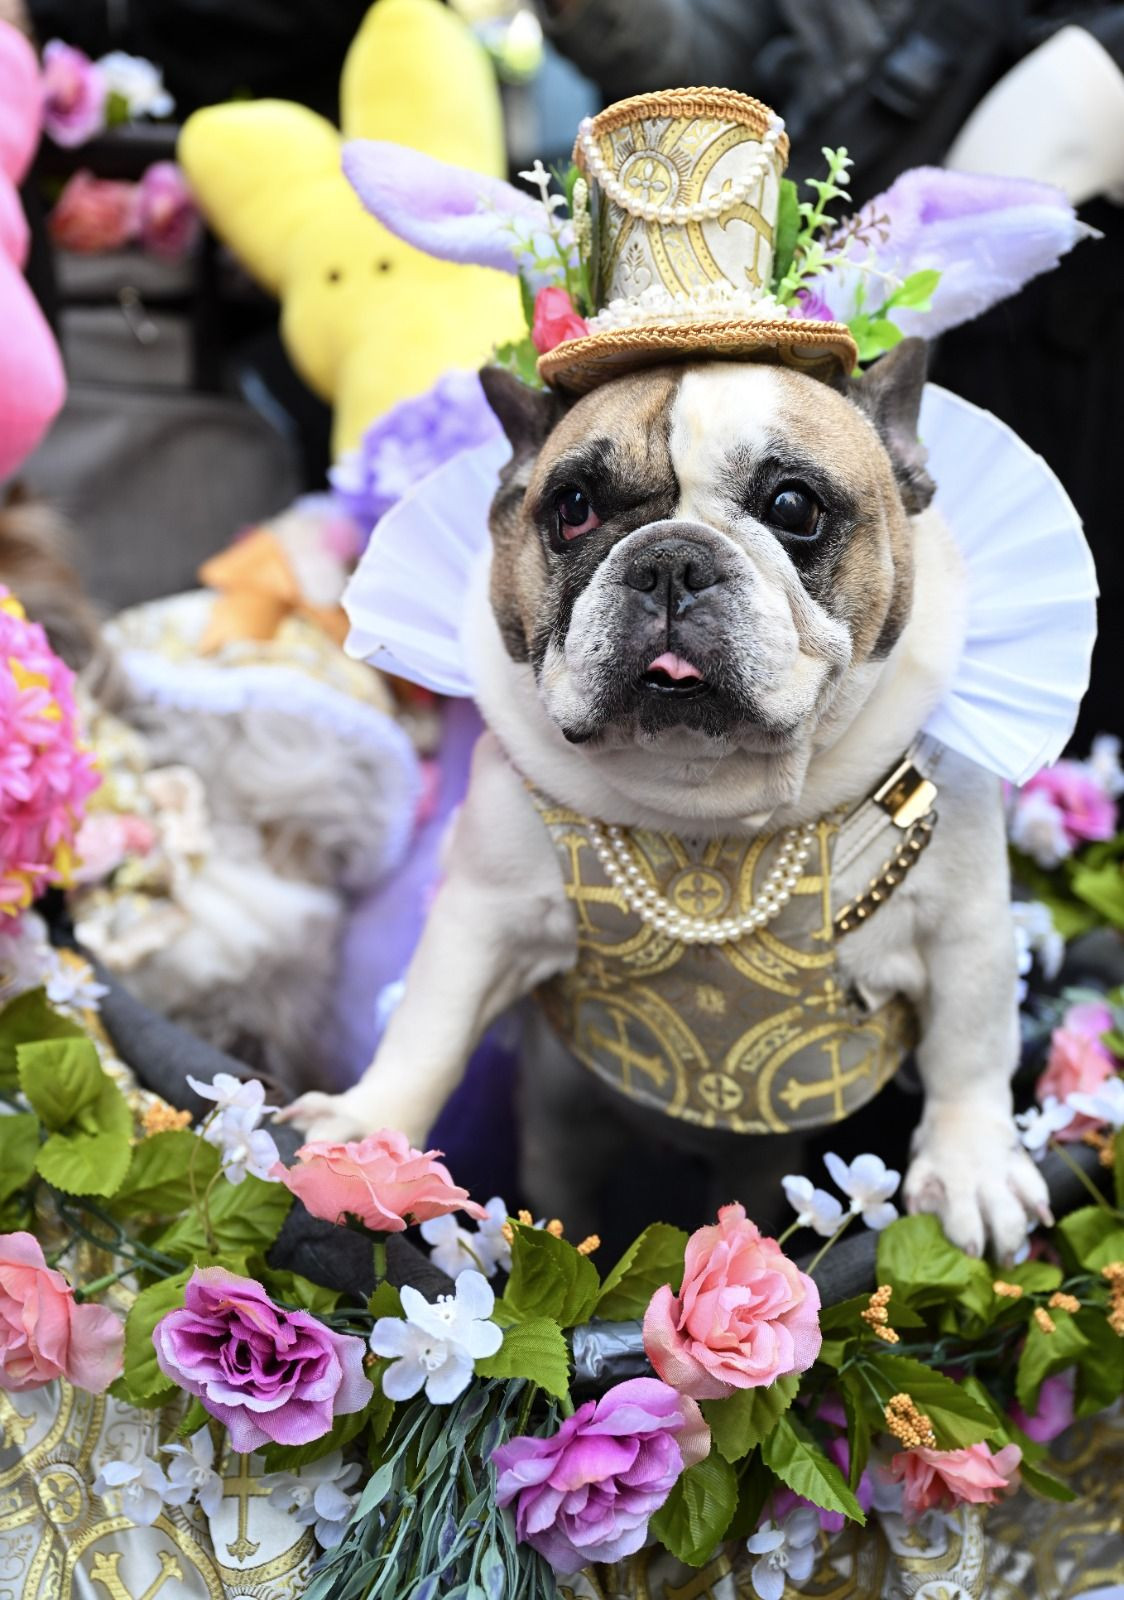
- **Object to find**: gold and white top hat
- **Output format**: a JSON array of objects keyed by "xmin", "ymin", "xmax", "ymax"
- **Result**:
[{"xmin": 538, "ymin": 87, "xmax": 858, "ymax": 394}]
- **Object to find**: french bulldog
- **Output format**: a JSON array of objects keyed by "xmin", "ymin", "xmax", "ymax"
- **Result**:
[{"xmin": 282, "ymin": 340, "xmax": 1051, "ymax": 1259}]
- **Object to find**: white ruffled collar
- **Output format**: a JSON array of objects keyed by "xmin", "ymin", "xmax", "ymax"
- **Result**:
[{"xmin": 343, "ymin": 385, "xmax": 1096, "ymax": 786}]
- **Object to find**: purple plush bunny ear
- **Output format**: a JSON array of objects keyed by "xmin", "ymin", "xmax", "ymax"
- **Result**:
[{"xmin": 342, "ymin": 140, "xmax": 542, "ymax": 275}]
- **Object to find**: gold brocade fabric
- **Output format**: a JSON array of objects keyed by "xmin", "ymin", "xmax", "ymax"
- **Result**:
[
  {"xmin": 570, "ymin": 1406, "xmax": 1124, "ymax": 1600},
  {"xmin": 531, "ymin": 798, "xmax": 916, "ymax": 1134}
]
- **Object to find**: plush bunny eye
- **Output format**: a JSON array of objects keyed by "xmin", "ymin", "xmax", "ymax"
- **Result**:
[
  {"xmin": 766, "ymin": 483, "xmax": 821, "ymax": 538},
  {"xmin": 555, "ymin": 488, "xmax": 601, "ymax": 541},
  {"xmin": 326, "ymin": 267, "xmax": 343, "ymax": 284},
  {"xmin": 375, "ymin": 259, "xmax": 392, "ymax": 273}
]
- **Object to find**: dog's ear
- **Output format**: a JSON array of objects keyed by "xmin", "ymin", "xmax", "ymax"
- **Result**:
[
  {"xmin": 847, "ymin": 338, "xmax": 935, "ymax": 515},
  {"xmin": 479, "ymin": 366, "xmax": 565, "ymax": 463}
]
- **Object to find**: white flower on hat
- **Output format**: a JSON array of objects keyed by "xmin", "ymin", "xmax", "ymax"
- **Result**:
[
  {"xmin": 370, "ymin": 1270, "xmax": 503, "ymax": 1405},
  {"xmin": 746, "ymin": 1508, "xmax": 820, "ymax": 1600},
  {"xmin": 1068, "ymin": 1076, "xmax": 1124, "ymax": 1130},
  {"xmin": 93, "ymin": 1457, "xmax": 170, "ymax": 1526},
  {"xmin": 823, "ymin": 1152, "xmax": 901, "ymax": 1231},
  {"xmin": 1016, "ymin": 1095, "xmax": 1076, "ymax": 1154},
  {"xmin": 1009, "ymin": 788, "xmax": 1073, "ymax": 869},
  {"xmin": 162, "ymin": 1428, "xmax": 223, "ymax": 1518},
  {"xmin": 97, "ymin": 51, "xmax": 174, "ymax": 119},
  {"xmin": 1088, "ymin": 734, "xmax": 1124, "ymax": 798},
  {"xmin": 265, "ymin": 1451, "xmax": 361, "ymax": 1549},
  {"xmin": 781, "ymin": 1174, "xmax": 844, "ymax": 1237}
]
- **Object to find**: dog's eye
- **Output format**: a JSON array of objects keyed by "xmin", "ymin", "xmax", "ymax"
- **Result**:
[
  {"xmin": 766, "ymin": 483, "xmax": 821, "ymax": 538},
  {"xmin": 555, "ymin": 487, "xmax": 601, "ymax": 541}
]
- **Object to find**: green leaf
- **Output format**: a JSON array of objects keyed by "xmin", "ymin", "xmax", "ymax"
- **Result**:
[
  {"xmin": 250, "ymin": 1259, "xmax": 342, "ymax": 1317},
  {"xmin": 726, "ymin": 1452, "xmax": 772, "ymax": 1541},
  {"xmin": 19, "ymin": 1038, "xmax": 133, "ymax": 1197},
  {"xmin": 864, "ymin": 1353, "xmax": 995, "ymax": 1448},
  {"xmin": 1072, "ymin": 1307, "xmax": 1124, "ymax": 1417},
  {"xmin": 819, "ymin": 1292, "xmax": 924, "ymax": 1335},
  {"xmin": 122, "ymin": 1270, "xmax": 191, "ymax": 1405},
  {"xmin": 887, "ymin": 268, "xmax": 940, "ymax": 309},
  {"xmin": 595, "ymin": 1223, "xmax": 688, "ymax": 1320},
  {"xmin": 838, "ymin": 1370, "xmax": 873, "ymax": 1490},
  {"xmin": 18, "ymin": 1036, "xmax": 109, "ymax": 1131},
  {"xmin": 154, "ymin": 1173, "xmax": 291, "ymax": 1263},
  {"xmin": 368, "ymin": 1281, "xmax": 402, "ymax": 1320},
  {"xmin": 1016, "ymin": 1311, "xmax": 1090, "ymax": 1414},
  {"xmin": 474, "ymin": 1318, "xmax": 570, "ymax": 1401},
  {"xmin": 876, "ymin": 1214, "xmax": 979, "ymax": 1308},
  {"xmin": 649, "ymin": 1453, "xmax": 738, "ymax": 1566},
  {"xmin": 0, "ymin": 988, "xmax": 82, "ymax": 1088},
  {"xmin": 501, "ymin": 1224, "xmax": 600, "ymax": 1328},
  {"xmin": 1056, "ymin": 1206, "xmax": 1124, "ymax": 1273},
  {"xmin": 1017, "ymin": 1457, "xmax": 1078, "ymax": 1502},
  {"xmin": 702, "ymin": 1373, "xmax": 798, "ymax": 1464},
  {"xmin": 176, "ymin": 1398, "xmax": 210, "ymax": 1438},
  {"xmin": 1071, "ymin": 856, "xmax": 1124, "ymax": 929},
  {"xmin": 112, "ymin": 1131, "xmax": 219, "ymax": 1217},
  {"xmin": 771, "ymin": 179, "xmax": 801, "ymax": 293},
  {"xmin": 760, "ymin": 1415, "xmax": 865, "ymax": 1524},
  {"xmin": 1004, "ymin": 1260, "xmax": 1064, "ymax": 1296},
  {"xmin": 0, "ymin": 1114, "xmax": 39, "ymax": 1204},
  {"xmin": 491, "ymin": 338, "xmax": 543, "ymax": 389}
]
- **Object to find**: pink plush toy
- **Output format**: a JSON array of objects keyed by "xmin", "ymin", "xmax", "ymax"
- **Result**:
[{"xmin": 0, "ymin": 22, "xmax": 65, "ymax": 483}]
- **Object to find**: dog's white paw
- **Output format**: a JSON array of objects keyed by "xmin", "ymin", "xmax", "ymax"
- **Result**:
[
  {"xmin": 904, "ymin": 1105, "xmax": 1052, "ymax": 1261},
  {"xmin": 275, "ymin": 1088, "xmax": 381, "ymax": 1146}
]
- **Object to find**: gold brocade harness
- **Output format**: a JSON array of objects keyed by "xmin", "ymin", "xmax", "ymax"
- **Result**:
[{"xmin": 529, "ymin": 756, "xmax": 939, "ymax": 1135}]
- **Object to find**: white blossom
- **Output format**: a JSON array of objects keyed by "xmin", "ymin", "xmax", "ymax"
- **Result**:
[
  {"xmin": 162, "ymin": 1429, "xmax": 223, "ymax": 1518},
  {"xmin": 1009, "ymin": 789, "xmax": 1073, "ymax": 869},
  {"xmin": 476, "ymin": 1196, "xmax": 514, "ymax": 1275},
  {"xmin": 1088, "ymin": 734, "xmax": 1124, "ymax": 798},
  {"xmin": 746, "ymin": 1509, "xmax": 820, "ymax": 1600},
  {"xmin": 370, "ymin": 1270, "xmax": 502, "ymax": 1405},
  {"xmin": 265, "ymin": 1451, "xmax": 361, "ymax": 1549},
  {"xmin": 1011, "ymin": 900, "xmax": 1064, "ymax": 1001},
  {"xmin": 1068, "ymin": 1075, "xmax": 1124, "ymax": 1130},
  {"xmin": 187, "ymin": 1072, "xmax": 273, "ymax": 1121},
  {"xmin": 420, "ymin": 1195, "xmax": 512, "ymax": 1278},
  {"xmin": 823, "ymin": 1152, "xmax": 900, "ymax": 1230},
  {"xmin": 98, "ymin": 51, "xmax": 175, "ymax": 118},
  {"xmin": 93, "ymin": 1457, "xmax": 170, "ymax": 1526},
  {"xmin": 217, "ymin": 1110, "xmax": 281, "ymax": 1186},
  {"xmin": 781, "ymin": 1174, "xmax": 844, "ymax": 1237},
  {"xmin": 1016, "ymin": 1095, "xmax": 1075, "ymax": 1154}
]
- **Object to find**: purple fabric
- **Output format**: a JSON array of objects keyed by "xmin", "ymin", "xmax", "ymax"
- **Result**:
[
  {"xmin": 493, "ymin": 1379, "xmax": 701, "ymax": 1575},
  {"xmin": 153, "ymin": 1267, "xmax": 372, "ymax": 1452},
  {"xmin": 342, "ymin": 141, "xmax": 543, "ymax": 274},
  {"xmin": 328, "ymin": 371, "xmax": 502, "ymax": 540}
]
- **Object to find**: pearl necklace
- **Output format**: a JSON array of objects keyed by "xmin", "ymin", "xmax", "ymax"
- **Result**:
[
  {"xmin": 588, "ymin": 820, "xmax": 816, "ymax": 945},
  {"xmin": 576, "ymin": 113, "xmax": 785, "ymax": 226}
]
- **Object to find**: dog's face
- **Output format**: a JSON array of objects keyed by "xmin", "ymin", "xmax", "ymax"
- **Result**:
[{"xmin": 481, "ymin": 343, "xmax": 934, "ymax": 773}]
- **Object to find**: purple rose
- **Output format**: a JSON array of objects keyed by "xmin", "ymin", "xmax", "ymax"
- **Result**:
[
  {"xmin": 793, "ymin": 287, "xmax": 836, "ymax": 322},
  {"xmin": 328, "ymin": 369, "xmax": 502, "ymax": 541},
  {"xmin": 492, "ymin": 1377, "xmax": 710, "ymax": 1575},
  {"xmin": 1010, "ymin": 1371, "xmax": 1075, "ymax": 1443},
  {"xmin": 42, "ymin": 41, "xmax": 107, "ymax": 149},
  {"xmin": 136, "ymin": 162, "xmax": 201, "ymax": 261},
  {"xmin": 153, "ymin": 1267, "xmax": 373, "ymax": 1453}
]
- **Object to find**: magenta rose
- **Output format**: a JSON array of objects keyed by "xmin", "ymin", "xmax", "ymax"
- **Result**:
[
  {"xmin": 1020, "ymin": 762, "xmax": 1117, "ymax": 847},
  {"xmin": 0, "ymin": 1233, "xmax": 123, "ymax": 1393},
  {"xmin": 1010, "ymin": 1371, "xmax": 1075, "ymax": 1443},
  {"xmin": 643, "ymin": 1204, "xmax": 821, "ymax": 1399},
  {"xmin": 531, "ymin": 286, "xmax": 588, "ymax": 354},
  {"xmin": 153, "ymin": 1267, "xmax": 372, "ymax": 1451},
  {"xmin": 492, "ymin": 1377, "xmax": 709, "ymax": 1574},
  {"xmin": 136, "ymin": 161, "xmax": 201, "ymax": 261},
  {"xmin": 42, "ymin": 41, "xmax": 107, "ymax": 148}
]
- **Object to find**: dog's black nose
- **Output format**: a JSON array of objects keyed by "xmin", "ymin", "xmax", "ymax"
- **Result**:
[{"xmin": 623, "ymin": 539, "xmax": 720, "ymax": 603}]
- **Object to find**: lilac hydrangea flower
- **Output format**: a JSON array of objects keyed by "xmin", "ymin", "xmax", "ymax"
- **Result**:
[
  {"xmin": 42, "ymin": 41, "xmax": 107, "ymax": 148},
  {"xmin": 805, "ymin": 167, "xmax": 1092, "ymax": 335},
  {"xmin": 328, "ymin": 369, "xmax": 502, "ymax": 539},
  {"xmin": 492, "ymin": 1377, "xmax": 709, "ymax": 1575},
  {"xmin": 153, "ymin": 1267, "xmax": 372, "ymax": 1452}
]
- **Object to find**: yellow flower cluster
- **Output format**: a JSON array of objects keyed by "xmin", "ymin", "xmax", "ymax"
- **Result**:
[
  {"xmin": 141, "ymin": 1101, "xmax": 193, "ymax": 1136},
  {"xmin": 1103, "ymin": 1261, "xmax": 1124, "ymax": 1336},
  {"xmin": 1034, "ymin": 1307, "xmax": 1056, "ymax": 1335},
  {"xmin": 993, "ymin": 1279, "xmax": 1023, "ymax": 1300},
  {"xmin": 500, "ymin": 1210, "xmax": 599, "ymax": 1255},
  {"xmin": 861, "ymin": 1284, "xmax": 899, "ymax": 1342},
  {"xmin": 884, "ymin": 1392, "xmax": 936, "ymax": 1449},
  {"xmin": 1048, "ymin": 1291, "xmax": 1081, "ymax": 1315}
]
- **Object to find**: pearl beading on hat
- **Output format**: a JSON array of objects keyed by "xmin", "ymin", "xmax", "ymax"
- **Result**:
[
  {"xmin": 588, "ymin": 819, "xmax": 816, "ymax": 944},
  {"xmin": 576, "ymin": 111, "xmax": 785, "ymax": 225},
  {"xmin": 587, "ymin": 280, "xmax": 789, "ymax": 335}
]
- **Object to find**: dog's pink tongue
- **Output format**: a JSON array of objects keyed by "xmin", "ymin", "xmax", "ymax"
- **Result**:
[{"xmin": 648, "ymin": 652, "xmax": 702, "ymax": 681}]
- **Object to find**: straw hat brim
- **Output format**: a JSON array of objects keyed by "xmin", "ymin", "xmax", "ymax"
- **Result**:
[{"xmin": 537, "ymin": 318, "xmax": 858, "ymax": 395}]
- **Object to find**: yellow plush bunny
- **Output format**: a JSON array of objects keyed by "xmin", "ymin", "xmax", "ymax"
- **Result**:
[{"xmin": 178, "ymin": 0, "xmax": 522, "ymax": 457}]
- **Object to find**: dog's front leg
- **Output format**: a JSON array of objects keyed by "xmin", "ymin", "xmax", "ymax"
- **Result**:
[
  {"xmin": 279, "ymin": 734, "xmax": 575, "ymax": 1146},
  {"xmin": 903, "ymin": 776, "xmax": 1051, "ymax": 1258}
]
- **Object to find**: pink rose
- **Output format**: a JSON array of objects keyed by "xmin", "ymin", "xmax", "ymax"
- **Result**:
[
  {"xmin": 642, "ymin": 1204, "xmax": 821, "ymax": 1400},
  {"xmin": 42, "ymin": 41, "xmax": 107, "ymax": 148},
  {"xmin": 1020, "ymin": 762, "xmax": 1117, "ymax": 847},
  {"xmin": 0, "ymin": 1232, "xmax": 123, "ymax": 1393},
  {"xmin": 136, "ymin": 161, "xmax": 201, "ymax": 261},
  {"xmin": 276, "ymin": 1128, "xmax": 488, "ymax": 1232},
  {"xmin": 888, "ymin": 1441, "xmax": 1021, "ymax": 1516},
  {"xmin": 1010, "ymin": 1371, "xmax": 1075, "ymax": 1444},
  {"xmin": 49, "ymin": 170, "xmax": 138, "ymax": 254},
  {"xmin": 531, "ymin": 287, "xmax": 588, "ymax": 354},
  {"xmin": 1036, "ymin": 1002, "xmax": 1116, "ymax": 1140}
]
